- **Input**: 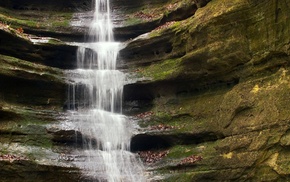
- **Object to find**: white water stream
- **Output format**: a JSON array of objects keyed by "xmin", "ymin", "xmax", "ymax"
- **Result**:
[{"xmin": 66, "ymin": 0, "xmax": 146, "ymax": 181}]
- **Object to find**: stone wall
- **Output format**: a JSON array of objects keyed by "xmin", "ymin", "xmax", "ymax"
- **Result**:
[{"xmin": 0, "ymin": 0, "xmax": 289, "ymax": 181}]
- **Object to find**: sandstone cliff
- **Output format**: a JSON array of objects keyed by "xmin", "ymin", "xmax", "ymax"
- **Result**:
[{"xmin": 0, "ymin": 0, "xmax": 289, "ymax": 181}]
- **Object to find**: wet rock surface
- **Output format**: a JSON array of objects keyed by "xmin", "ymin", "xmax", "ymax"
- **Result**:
[
  {"xmin": 122, "ymin": 0, "xmax": 290, "ymax": 181},
  {"xmin": 0, "ymin": 0, "xmax": 290, "ymax": 181}
]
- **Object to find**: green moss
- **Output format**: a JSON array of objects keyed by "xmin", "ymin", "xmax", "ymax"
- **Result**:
[
  {"xmin": 0, "ymin": 54, "xmax": 64, "ymax": 82},
  {"xmin": 138, "ymin": 88, "xmax": 229, "ymax": 135},
  {"xmin": 166, "ymin": 145, "xmax": 195, "ymax": 159},
  {"xmin": 138, "ymin": 58, "xmax": 182, "ymax": 81},
  {"xmin": 142, "ymin": 67, "xmax": 290, "ymax": 179},
  {"xmin": 130, "ymin": 0, "xmax": 290, "ymax": 180},
  {"xmin": 0, "ymin": 7, "xmax": 73, "ymax": 32},
  {"xmin": 47, "ymin": 38, "xmax": 65, "ymax": 45},
  {"xmin": 24, "ymin": 133, "xmax": 52, "ymax": 149},
  {"xmin": 49, "ymin": 17, "xmax": 71, "ymax": 30},
  {"xmin": 0, "ymin": 13, "xmax": 37, "ymax": 28},
  {"xmin": 123, "ymin": 17, "xmax": 144, "ymax": 27},
  {"xmin": 252, "ymin": 166, "xmax": 280, "ymax": 181},
  {"xmin": 0, "ymin": 104, "xmax": 57, "ymax": 151},
  {"xmin": 156, "ymin": 143, "xmax": 219, "ymax": 181}
]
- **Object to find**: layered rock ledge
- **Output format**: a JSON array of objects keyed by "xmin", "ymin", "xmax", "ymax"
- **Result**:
[{"xmin": 0, "ymin": 0, "xmax": 290, "ymax": 181}]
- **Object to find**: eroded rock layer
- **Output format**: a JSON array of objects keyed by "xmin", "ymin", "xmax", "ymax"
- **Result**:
[
  {"xmin": 0, "ymin": 0, "xmax": 289, "ymax": 181},
  {"xmin": 122, "ymin": 0, "xmax": 290, "ymax": 181}
]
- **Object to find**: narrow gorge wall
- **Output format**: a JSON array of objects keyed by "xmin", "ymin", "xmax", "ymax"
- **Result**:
[
  {"xmin": 0, "ymin": 1, "xmax": 82, "ymax": 181},
  {"xmin": 119, "ymin": 0, "xmax": 290, "ymax": 181},
  {"xmin": 0, "ymin": 0, "xmax": 289, "ymax": 181}
]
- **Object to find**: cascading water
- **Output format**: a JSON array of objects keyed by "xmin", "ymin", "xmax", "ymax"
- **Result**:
[{"xmin": 66, "ymin": 0, "xmax": 146, "ymax": 181}]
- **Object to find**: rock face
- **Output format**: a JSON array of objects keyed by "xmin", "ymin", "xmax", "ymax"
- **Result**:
[
  {"xmin": 122, "ymin": 0, "xmax": 290, "ymax": 181},
  {"xmin": 0, "ymin": 0, "xmax": 91, "ymax": 11},
  {"xmin": 0, "ymin": 2, "xmax": 81, "ymax": 181},
  {"xmin": 0, "ymin": 0, "xmax": 290, "ymax": 181}
]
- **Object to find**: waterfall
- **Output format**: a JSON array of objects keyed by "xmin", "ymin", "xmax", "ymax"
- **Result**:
[{"xmin": 67, "ymin": 0, "xmax": 146, "ymax": 181}]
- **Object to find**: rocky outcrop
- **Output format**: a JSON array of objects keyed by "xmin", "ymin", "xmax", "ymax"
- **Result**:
[
  {"xmin": 0, "ymin": 0, "xmax": 91, "ymax": 41},
  {"xmin": 0, "ymin": 4, "xmax": 80, "ymax": 181},
  {"xmin": 0, "ymin": 0, "xmax": 290, "ymax": 181},
  {"xmin": 122, "ymin": 0, "xmax": 290, "ymax": 181},
  {"xmin": 112, "ymin": 0, "xmax": 200, "ymax": 40},
  {"xmin": 0, "ymin": 26, "xmax": 72, "ymax": 106}
]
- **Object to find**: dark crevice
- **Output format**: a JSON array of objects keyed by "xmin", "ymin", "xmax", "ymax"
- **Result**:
[
  {"xmin": 159, "ymin": 3, "xmax": 198, "ymax": 25},
  {"xmin": 49, "ymin": 130, "xmax": 83, "ymax": 144},
  {"xmin": 122, "ymin": 78, "xmax": 239, "ymax": 116},
  {"xmin": 130, "ymin": 134, "xmax": 171, "ymax": 152},
  {"xmin": 0, "ymin": 75, "xmax": 66, "ymax": 106},
  {"xmin": 50, "ymin": 129, "xmax": 129, "ymax": 151},
  {"xmin": 123, "ymin": 83, "xmax": 155, "ymax": 101},
  {"xmin": 130, "ymin": 132, "xmax": 224, "ymax": 152},
  {"xmin": 0, "ymin": 110, "xmax": 21, "ymax": 121},
  {"xmin": 123, "ymin": 100, "xmax": 153, "ymax": 115},
  {"xmin": 49, "ymin": 130, "xmax": 100, "ymax": 150},
  {"xmin": 0, "ymin": 130, "xmax": 27, "ymax": 135},
  {"xmin": 0, "ymin": 29, "xmax": 78, "ymax": 69},
  {"xmin": 35, "ymin": 44, "xmax": 78, "ymax": 69},
  {"xmin": 123, "ymin": 78, "xmax": 239, "ymax": 106}
]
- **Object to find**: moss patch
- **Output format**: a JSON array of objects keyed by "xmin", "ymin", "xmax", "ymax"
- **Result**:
[
  {"xmin": 137, "ymin": 58, "xmax": 182, "ymax": 81},
  {"xmin": 0, "ymin": 102, "xmax": 63, "ymax": 151},
  {"xmin": 137, "ymin": 65, "xmax": 290, "ymax": 181},
  {"xmin": 0, "ymin": 54, "xmax": 64, "ymax": 82},
  {"xmin": 0, "ymin": 7, "xmax": 73, "ymax": 33}
]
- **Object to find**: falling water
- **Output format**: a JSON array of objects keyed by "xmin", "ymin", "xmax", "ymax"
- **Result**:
[{"xmin": 67, "ymin": 0, "xmax": 146, "ymax": 181}]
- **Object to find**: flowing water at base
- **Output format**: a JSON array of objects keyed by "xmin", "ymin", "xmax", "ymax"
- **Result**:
[{"xmin": 66, "ymin": 0, "xmax": 147, "ymax": 181}]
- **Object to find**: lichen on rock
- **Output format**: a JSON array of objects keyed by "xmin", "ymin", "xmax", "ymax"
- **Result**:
[
  {"xmin": 123, "ymin": 0, "xmax": 290, "ymax": 181},
  {"xmin": 0, "ymin": 0, "xmax": 290, "ymax": 181}
]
